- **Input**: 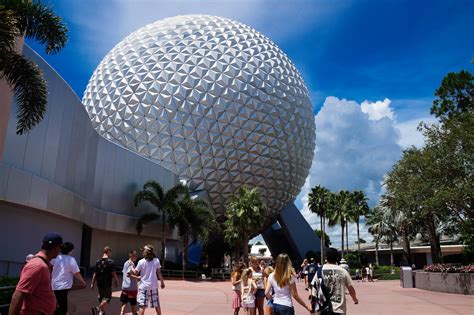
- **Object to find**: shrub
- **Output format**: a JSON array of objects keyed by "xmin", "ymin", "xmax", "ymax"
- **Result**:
[
  {"xmin": 423, "ymin": 264, "xmax": 474, "ymax": 273},
  {"xmin": 377, "ymin": 273, "xmax": 400, "ymax": 280}
]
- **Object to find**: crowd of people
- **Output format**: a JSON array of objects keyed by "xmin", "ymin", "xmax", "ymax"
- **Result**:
[
  {"xmin": 231, "ymin": 249, "xmax": 359, "ymax": 315},
  {"xmin": 9, "ymin": 232, "xmax": 165, "ymax": 315},
  {"xmin": 9, "ymin": 231, "xmax": 359, "ymax": 315}
]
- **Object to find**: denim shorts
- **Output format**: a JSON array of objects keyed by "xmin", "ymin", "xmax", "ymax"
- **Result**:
[
  {"xmin": 272, "ymin": 303, "xmax": 295, "ymax": 315},
  {"xmin": 255, "ymin": 289, "xmax": 266, "ymax": 298}
]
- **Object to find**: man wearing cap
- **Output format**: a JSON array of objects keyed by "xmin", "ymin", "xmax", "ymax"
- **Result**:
[
  {"xmin": 9, "ymin": 233, "xmax": 63, "ymax": 315},
  {"xmin": 132, "ymin": 245, "xmax": 165, "ymax": 315}
]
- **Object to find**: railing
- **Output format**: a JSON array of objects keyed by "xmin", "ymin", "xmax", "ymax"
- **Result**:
[
  {"xmin": 0, "ymin": 285, "xmax": 15, "ymax": 310},
  {"xmin": 0, "ymin": 260, "xmax": 23, "ymax": 277},
  {"xmin": 211, "ymin": 268, "xmax": 231, "ymax": 280}
]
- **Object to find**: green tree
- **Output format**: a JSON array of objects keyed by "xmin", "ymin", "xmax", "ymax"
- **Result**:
[
  {"xmin": 134, "ymin": 181, "xmax": 188, "ymax": 267},
  {"xmin": 0, "ymin": 0, "xmax": 68, "ymax": 134},
  {"xmin": 431, "ymin": 70, "xmax": 474, "ymax": 120},
  {"xmin": 314, "ymin": 229, "xmax": 331, "ymax": 247},
  {"xmin": 170, "ymin": 194, "xmax": 216, "ymax": 272},
  {"xmin": 308, "ymin": 185, "xmax": 331, "ymax": 264},
  {"xmin": 349, "ymin": 190, "xmax": 370, "ymax": 259},
  {"xmin": 366, "ymin": 206, "xmax": 383, "ymax": 266},
  {"xmin": 224, "ymin": 186, "xmax": 266, "ymax": 264},
  {"xmin": 328, "ymin": 190, "xmax": 352, "ymax": 259}
]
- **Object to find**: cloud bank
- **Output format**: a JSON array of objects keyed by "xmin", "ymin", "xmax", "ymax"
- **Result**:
[{"xmin": 298, "ymin": 96, "xmax": 403, "ymax": 247}]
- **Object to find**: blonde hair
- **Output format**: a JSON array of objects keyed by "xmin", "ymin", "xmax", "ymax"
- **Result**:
[
  {"xmin": 241, "ymin": 268, "xmax": 252, "ymax": 284},
  {"xmin": 274, "ymin": 253, "xmax": 294, "ymax": 287},
  {"xmin": 263, "ymin": 266, "xmax": 274, "ymax": 278}
]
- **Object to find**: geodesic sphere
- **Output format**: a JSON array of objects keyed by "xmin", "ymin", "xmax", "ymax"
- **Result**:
[{"xmin": 82, "ymin": 15, "xmax": 315, "ymax": 217}]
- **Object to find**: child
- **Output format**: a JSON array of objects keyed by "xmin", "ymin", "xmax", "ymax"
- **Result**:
[
  {"xmin": 121, "ymin": 250, "xmax": 140, "ymax": 315},
  {"xmin": 231, "ymin": 263, "xmax": 245, "ymax": 315},
  {"xmin": 263, "ymin": 266, "xmax": 274, "ymax": 315},
  {"xmin": 241, "ymin": 268, "xmax": 257, "ymax": 315},
  {"xmin": 355, "ymin": 269, "xmax": 361, "ymax": 282}
]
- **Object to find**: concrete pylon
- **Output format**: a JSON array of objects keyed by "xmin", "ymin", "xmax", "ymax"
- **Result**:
[{"xmin": 262, "ymin": 202, "xmax": 322, "ymax": 262}]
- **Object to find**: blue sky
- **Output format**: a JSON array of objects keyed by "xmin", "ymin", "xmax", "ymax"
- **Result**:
[{"xmin": 28, "ymin": 0, "xmax": 474, "ymax": 247}]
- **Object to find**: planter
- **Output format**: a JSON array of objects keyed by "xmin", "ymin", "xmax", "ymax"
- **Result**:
[{"xmin": 414, "ymin": 271, "xmax": 473, "ymax": 295}]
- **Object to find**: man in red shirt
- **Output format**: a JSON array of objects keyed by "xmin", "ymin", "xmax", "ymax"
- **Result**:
[{"xmin": 9, "ymin": 233, "xmax": 63, "ymax": 315}]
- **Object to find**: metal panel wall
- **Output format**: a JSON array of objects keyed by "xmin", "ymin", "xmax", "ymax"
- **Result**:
[{"xmin": 0, "ymin": 45, "xmax": 179, "ymax": 237}]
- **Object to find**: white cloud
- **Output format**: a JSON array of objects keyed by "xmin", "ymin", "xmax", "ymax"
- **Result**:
[
  {"xmin": 297, "ymin": 96, "xmax": 403, "ymax": 248},
  {"xmin": 361, "ymin": 98, "xmax": 394, "ymax": 120},
  {"xmin": 395, "ymin": 116, "xmax": 438, "ymax": 148}
]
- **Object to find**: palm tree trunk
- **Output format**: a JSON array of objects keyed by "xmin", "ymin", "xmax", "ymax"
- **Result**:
[
  {"xmin": 320, "ymin": 215, "xmax": 324, "ymax": 264},
  {"xmin": 243, "ymin": 236, "xmax": 249, "ymax": 265},
  {"xmin": 235, "ymin": 243, "xmax": 240, "ymax": 263},
  {"xmin": 390, "ymin": 241, "xmax": 394, "ymax": 267},
  {"xmin": 402, "ymin": 228, "xmax": 411, "ymax": 266},
  {"xmin": 161, "ymin": 213, "xmax": 167, "ymax": 268},
  {"xmin": 427, "ymin": 217, "xmax": 443, "ymax": 263},
  {"xmin": 341, "ymin": 221, "xmax": 345, "ymax": 259},
  {"xmin": 357, "ymin": 219, "xmax": 361, "ymax": 262},
  {"xmin": 346, "ymin": 220, "xmax": 349, "ymax": 255},
  {"xmin": 322, "ymin": 216, "xmax": 326, "ymax": 254},
  {"xmin": 182, "ymin": 233, "xmax": 188, "ymax": 279},
  {"xmin": 375, "ymin": 239, "xmax": 379, "ymax": 266}
]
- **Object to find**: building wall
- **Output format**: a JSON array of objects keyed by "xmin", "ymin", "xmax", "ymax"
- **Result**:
[
  {"xmin": 0, "ymin": 46, "xmax": 180, "ymax": 271},
  {"xmin": 0, "ymin": 202, "xmax": 82, "ymax": 276}
]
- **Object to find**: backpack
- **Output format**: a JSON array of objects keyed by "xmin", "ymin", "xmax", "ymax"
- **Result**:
[
  {"xmin": 311, "ymin": 267, "xmax": 335, "ymax": 315},
  {"xmin": 307, "ymin": 263, "xmax": 317, "ymax": 283}
]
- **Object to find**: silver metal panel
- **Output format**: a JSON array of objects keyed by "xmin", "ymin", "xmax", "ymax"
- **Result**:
[
  {"xmin": 0, "ymin": 163, "xmax": 10, "ymax": 199},
  {"xmin": 82, "ymin": 15, "xmax": 316, "ymax": 217},
  {"xmin": 23, "ymin": 99, "xmax": 49, "ymax": 176},
  {"xmin": 5, "ymin": 167, "xmax": 32, "ymax": 205},
  {"xmin": 41, "ymin": 79, "xmax": 64, "ymax": 181},
  {"xmin": 2, "ymin": 100, "xmax": 28, "ymax": 169},
  {"xmin": 55, "ymin": 92, "xmax": 75, "ymax": 187},
  {"xmin": 29, "ymin": 176, "xmax": 49, "ymax": 210}
]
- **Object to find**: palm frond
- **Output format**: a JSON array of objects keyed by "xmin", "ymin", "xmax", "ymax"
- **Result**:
[
  {"xmin": 0, "ymin": 51, "xmax": 47, "ymax": 134},
  {"xmin": 0, "ymin": 7, "xmax": 19, "ymax": 51},
  {"xmin": 136, "ymin": 212, "xmax": 161, "ymax": 234},
  {"xmin": 134, "ymin": 190, "xmax": 159, "ymax": 208},
  {"xmin": 143, "ymin": 181, "xmax": 164, "ymax": 201},
  {"xmin": 2, "ymin": 0, "xmax": 68, "ymax": 54}
]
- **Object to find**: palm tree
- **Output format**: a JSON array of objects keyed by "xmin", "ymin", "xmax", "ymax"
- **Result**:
[
  {"xmin": 366, "ymin": 206, "xmax": 398, "ymax": 267},
  {"xmin": 134, "ymin": 181, "xmax": 187, "ymax": 267},
  {"xmin": 169, "ymin": 194, "xmax": 216, "ymax": 273},
  {"xmin": 224, "ymin": 186, "xmax": 266, "ymax": 264},
  {"xmin": 0, "ymin": 0, "xmax": 68, "ymax": 134},
  {"xmin": 366, "ymin": 206, "xmax": 383, "ymax": 266},
  {"xmin": 308, "ymin": 185, "xmax": 331, "ymax": 265},
  {"xmin": 350, "ymin": 191, "xmax": 370, "ymax": 259},
  {"xmin": 328, "ymin": 190, "xmax": 351, "ymax": 259}
]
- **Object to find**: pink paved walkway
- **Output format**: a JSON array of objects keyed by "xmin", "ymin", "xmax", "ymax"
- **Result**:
[{"xmin": 68, "ymin": 279, "xmax": 473, "ymax": 314}]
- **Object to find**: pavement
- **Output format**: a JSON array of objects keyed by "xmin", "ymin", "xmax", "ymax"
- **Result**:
[{"xmin": 68, "ymin": 279, "xmax": 474, "ymax": 315}]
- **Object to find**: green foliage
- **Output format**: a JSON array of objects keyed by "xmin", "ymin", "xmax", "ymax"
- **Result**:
[
  {"xmin": 134, "ymin": 181, "xmax": 187, "ymax": 234},
  {"xmin": 431, "ymin": 70, "xmax": 474, "ymax": 119},
  {"xmin": 314, "ymin": 229, "xmax": 331, "ymax": 247},
  {"xmin": 345, "ymin": 253, "xmax": 361, "ymax": 268},
  {"xmin": 0, "ymin": 277, "xmax": 17, "ymax": 305},
  {"xmin": 0, "ymin": 0, "xmax": 68, "ymax": 134},
  {"xmin": 224, "ymin": 186, "xmax": 266, "ymax": 262},
  {"xmin": 377, "ymin": 273, "xmax": 400, "ymax": 280}
]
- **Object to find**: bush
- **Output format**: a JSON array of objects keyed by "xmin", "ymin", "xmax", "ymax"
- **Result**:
[
  {"xmin": 423, "ymin": 264, "xmax": 474, "ymax": 273},
  {"xmin": 0, "ymin": 277, "xmax": 18, "ymax": 305},
  {"xmin": 377, "ymin": 273, "xmax": 400, "ymax": 280}
]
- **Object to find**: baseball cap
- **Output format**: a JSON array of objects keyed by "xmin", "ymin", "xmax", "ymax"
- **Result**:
[{"xmin": 42, "ymin": 232, "xmax": 63, "ymax": 246}]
